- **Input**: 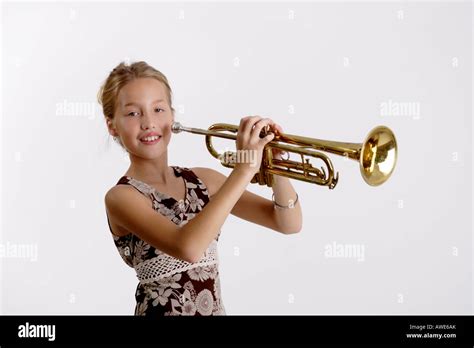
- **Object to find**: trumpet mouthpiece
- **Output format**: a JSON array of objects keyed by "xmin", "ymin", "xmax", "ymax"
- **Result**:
[{"xmin": 171, "ymin": 122, "xmax": 183, "ymax": 134}]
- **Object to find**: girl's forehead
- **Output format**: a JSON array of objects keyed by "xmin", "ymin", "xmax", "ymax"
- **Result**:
[{"xmin": 118, "ymin": 78, "xmax": 167, "ymax": 105}]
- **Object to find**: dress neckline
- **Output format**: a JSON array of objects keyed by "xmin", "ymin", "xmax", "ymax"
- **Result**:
[{"xmin": 121, "ymin": 166, "xmax": 189, "ymax": 207}]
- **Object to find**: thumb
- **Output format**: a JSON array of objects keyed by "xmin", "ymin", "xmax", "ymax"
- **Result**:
[
  {"xmin": 263, "ymin": 133, "xmax": 275, "ymax": 144},
  {"xmin": 260, "ymin": 133, "xmax": 275, "ymax": 146}
]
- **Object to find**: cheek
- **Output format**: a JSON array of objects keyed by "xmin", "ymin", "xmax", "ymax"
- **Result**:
[
  {"xmin": 162, "ymin": 119, "xmax": 173, "ymax": 134},
  {"xmin": 163, "ymin": 127, "xmax": 172, "ymax": 140},
  {"xmin": 118, "ymin": 117, "xmax": 133, "ymax": 131}
]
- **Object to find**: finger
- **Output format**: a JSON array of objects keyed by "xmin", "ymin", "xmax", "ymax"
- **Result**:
[
  {"xmin": 242, "ymin": 116, "xmax": 262, "ymax": 136},
  {"xmin": 265, "ymin": 121, "xmax": 281, "ymax": 134},
  {"xmin": 238, "ymin": 116, "xmax": 254, "ymax": 140},
  {"xmin": 239, "ymin": 116, "xmax": 253, "ymax": 129},
  {"xmin": 266, "ymin": 119, "xmax": 281, "ymax": 134},
  {"xmin": 259, "ymin": 132, "xmax": 275, "ymax": 146},
  {"xmin": 251, "ymin": 118, "xmax": 273, "ymax": 139}
]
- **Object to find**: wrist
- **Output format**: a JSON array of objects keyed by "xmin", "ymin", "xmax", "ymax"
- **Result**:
[
  {"xmin": 232, "ymin": 165, "xmax": 256, "ymax": 180},
  {"xmin": 271, "ymin": 174, "xmax": 290, "ymax": 188},
  {"xmin": 272, "ymin": 192, "xmax": 299, "ymax": 209}
]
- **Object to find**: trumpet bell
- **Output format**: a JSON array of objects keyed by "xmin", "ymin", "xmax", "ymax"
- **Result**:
[{"xmin": 360, "ymin": 126, "xmax": 397, "ymax": 186}]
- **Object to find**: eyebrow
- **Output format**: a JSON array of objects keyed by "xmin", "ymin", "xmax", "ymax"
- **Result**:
[{"xmin": 123, "ymin": 99, "xmax": 165, "ymax": 107}]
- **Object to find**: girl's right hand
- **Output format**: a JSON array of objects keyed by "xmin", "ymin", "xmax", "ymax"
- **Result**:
[{"xmin": 234, "ymin": 116, "xmax": 276, "ymax": 176}]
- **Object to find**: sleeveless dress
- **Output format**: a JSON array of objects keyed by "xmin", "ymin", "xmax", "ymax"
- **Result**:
[{"xmin": 106, "ymin": 166, "xmax": 226, "ymax": 316}]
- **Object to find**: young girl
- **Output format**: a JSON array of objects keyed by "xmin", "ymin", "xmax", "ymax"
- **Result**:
[{"xmin": 99, "ymin": 61, "xmax": 302, "ymax": 316}]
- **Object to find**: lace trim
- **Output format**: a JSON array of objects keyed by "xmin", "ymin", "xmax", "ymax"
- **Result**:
[{"xmin": 134, "ymin": 240, "xmax": 219, "ymax": 284}]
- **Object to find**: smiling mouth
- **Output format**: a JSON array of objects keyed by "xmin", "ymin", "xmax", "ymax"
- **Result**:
[{"xmin": 140, "ymin": 135, "xmax": 162, "ymax": 144}]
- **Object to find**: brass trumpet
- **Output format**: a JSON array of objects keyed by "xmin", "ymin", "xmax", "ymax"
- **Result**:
[{"xmin": 171, "ymin": 121, "xmax": 397, "ymax": 189}]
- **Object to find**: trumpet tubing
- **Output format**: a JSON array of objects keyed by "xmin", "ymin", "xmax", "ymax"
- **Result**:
[{"xmin": 171, "ymin": 121, "xmax": 397, "ymax": 189}]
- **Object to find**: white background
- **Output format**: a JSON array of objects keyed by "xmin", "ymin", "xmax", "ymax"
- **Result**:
[{"xmin": 1, "ymin": 0, "xmax": 472, "ymax": 314}]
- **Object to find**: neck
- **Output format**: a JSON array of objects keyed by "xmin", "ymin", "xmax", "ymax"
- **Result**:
[{"xmin": 125, "ymin": 152, "xmax": 173, "ymax": 184}]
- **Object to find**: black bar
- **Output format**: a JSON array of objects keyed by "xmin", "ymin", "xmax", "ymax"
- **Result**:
[{"xmin": 0, "ymin": 315, "xmax": 472, "ymax": 346}]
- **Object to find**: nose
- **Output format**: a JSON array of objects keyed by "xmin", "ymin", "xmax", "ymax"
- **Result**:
[{"xmin": 140, "ymin": 112, "xmax": 155, "ymax": 130}]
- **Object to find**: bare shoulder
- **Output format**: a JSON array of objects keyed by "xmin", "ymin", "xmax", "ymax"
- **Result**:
[
  {"xmin": 191, "ymin": 167, "xmax": 228, "ymax": 197},
  {"xmin": 105, "ymin": 184, "xmax": 135, "ymax": 203},
  {"xmin": 104, "ymin": 183, "xmax": 191, "ymax": 261},
  {"xmin": 105, "ymin": 184, "xmax": 152, "ymax": 210},
  {"xmin": 104, "ymin": 185, "xmax": 152, "ymax": 237}
]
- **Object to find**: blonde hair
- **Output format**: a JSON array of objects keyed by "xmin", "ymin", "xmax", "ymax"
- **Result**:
[{"xmin": 97, "ymin": 61, "xmax": 175, "ymax": 148}]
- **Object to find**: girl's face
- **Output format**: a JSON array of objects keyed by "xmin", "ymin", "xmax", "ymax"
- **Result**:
[{"xmin": 110, "ymin": 77, "xmax": 174, "ymax": 160}]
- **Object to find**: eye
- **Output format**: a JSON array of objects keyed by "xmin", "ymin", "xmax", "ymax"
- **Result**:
[
  {"xmin": 155, "ymin": 108, "xmax": 164, "ymax": 113},
  {"xmin": 127, "ymin": 111, "xmax": 140, "ymax": 117}
]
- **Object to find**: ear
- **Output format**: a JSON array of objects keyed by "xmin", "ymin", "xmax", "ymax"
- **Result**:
[{"xmin": 106, "ymin": 118, "xmax": 119, "ymax": 137}]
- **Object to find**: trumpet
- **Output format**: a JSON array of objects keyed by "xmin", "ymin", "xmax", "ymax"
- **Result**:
[{"xmin": 171, "ymin": 121, "xmax": 397, "ymax": 189}]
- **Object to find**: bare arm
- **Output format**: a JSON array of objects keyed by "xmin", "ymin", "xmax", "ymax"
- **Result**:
[
  {"xmin": 105, "ymin": 167, "xmax": 255, "ymax": 263},
  {"xmin": 191, "ymin": 119, "xmax": 302, "ymax": 235},
  {"xmin": 105, "ymin": 116, "xmax": 275, "ymax": 263},
  {"xmin": 270, "ymin": 174, "xmax": 302, "ymax": 233},
  {"xmin": 193, "ymin": 167, "xmax": 302, "ymax": 234},
  {"xmin": 179, "ymin": 167, "xmax": 255, "ymax": 260}
]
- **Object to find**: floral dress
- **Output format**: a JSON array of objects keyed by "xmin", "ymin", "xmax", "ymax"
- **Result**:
[{"xmin": 106, "ymin": 166, "xmax": 226, "ymax": 316}]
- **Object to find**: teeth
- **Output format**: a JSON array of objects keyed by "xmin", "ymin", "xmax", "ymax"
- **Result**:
[{"xmin": 141, "ymin": 135, "xmax": 161, "ymax": 142}]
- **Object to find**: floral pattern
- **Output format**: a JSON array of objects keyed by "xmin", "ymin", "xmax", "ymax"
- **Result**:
[
  {"xmin": 188, "ymin": 264, "xmax": 217, "ymax": 281},
  {"xmin": 108, "ymin": 166, "xmax": 225, "ymax": 316},
  {"xmin": 132, "ymin": 239, "xmax": 151, "ymax": 266}
]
